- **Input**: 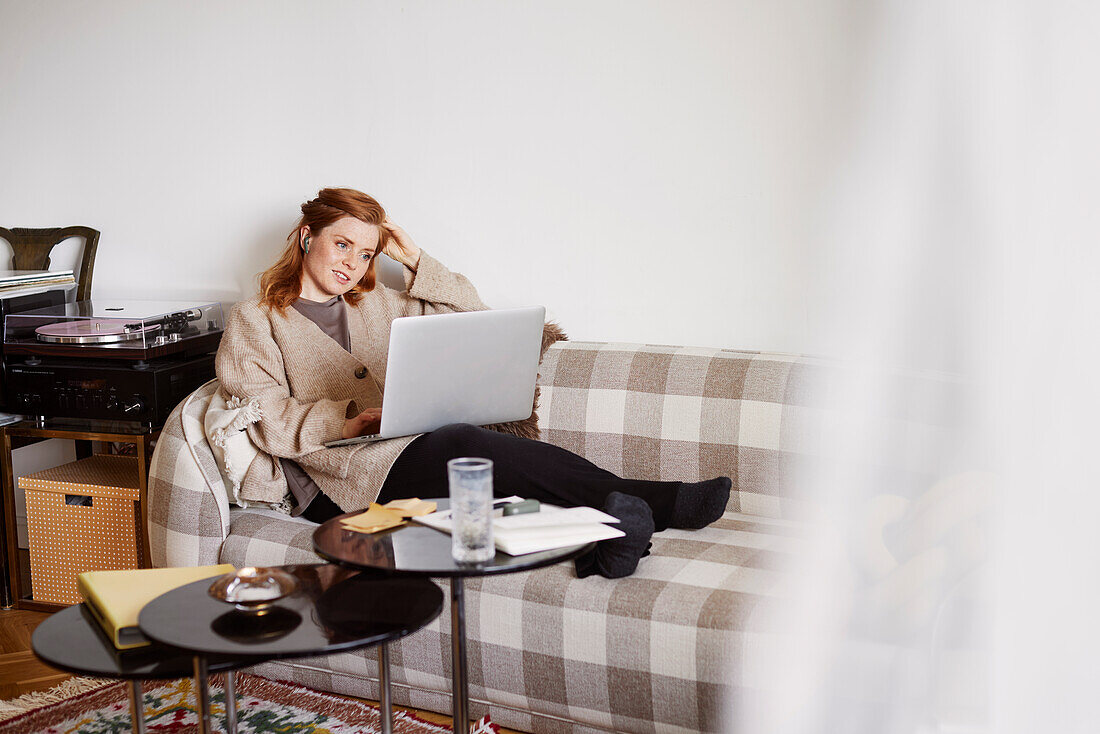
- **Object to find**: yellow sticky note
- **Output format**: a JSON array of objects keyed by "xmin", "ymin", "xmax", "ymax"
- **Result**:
[
  {"xmin": 340, "ymin": 518, "xmax": 404, "ymax": 534},
  {"xmin": 341, "ymin": 503, "xmax": 405, "ymax": 532},
  {"xmin": 382, "ymin": 498, "xmax": 438, "ymax": 517}
]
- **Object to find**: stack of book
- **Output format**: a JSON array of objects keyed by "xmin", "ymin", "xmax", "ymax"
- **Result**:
[{"xmin": 0, "ymin": 269, "xmax": 75, "ymax": 294}]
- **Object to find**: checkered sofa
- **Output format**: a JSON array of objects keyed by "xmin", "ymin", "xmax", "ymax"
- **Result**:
[{"xmin": 148, "ymin": 342, "xmax": 823, "ymax": 733}]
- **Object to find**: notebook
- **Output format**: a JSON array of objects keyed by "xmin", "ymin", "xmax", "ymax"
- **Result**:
[
  {"xmin": 77, "ymin": 564, "xmax": 235, "ymax": 649},
  {"xmin": 413, "ymin": 497, "xmax": 625, "ymax": 556}
]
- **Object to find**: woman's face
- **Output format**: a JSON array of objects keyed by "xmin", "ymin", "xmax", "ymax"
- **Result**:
[{"xmin": 298, "ymin": 216, "xmax": 380, "ymax": 302}]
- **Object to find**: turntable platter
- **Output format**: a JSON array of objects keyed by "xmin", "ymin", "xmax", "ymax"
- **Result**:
[
  {"xmin": 6, "ymin": 299, "xmax": 224, "ymax": 361},
  {"xmin": 35, "ymin": 320, "xmax": 162, "ymax": 345}
]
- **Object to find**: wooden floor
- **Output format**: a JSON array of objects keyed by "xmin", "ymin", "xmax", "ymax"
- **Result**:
[{"xmin": 0, "ymin": 606, "xmax": 523, "ymax": 733}]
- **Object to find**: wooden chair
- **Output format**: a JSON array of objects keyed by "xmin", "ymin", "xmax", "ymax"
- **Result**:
[{"xmin": 0, "ymin": 226, "xmax": 100, "ymax": 302}]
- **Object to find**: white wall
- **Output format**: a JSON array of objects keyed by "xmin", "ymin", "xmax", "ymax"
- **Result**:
[{"xmin": 0, "ymin": 0, "xmax": 861, "ymax": 353}]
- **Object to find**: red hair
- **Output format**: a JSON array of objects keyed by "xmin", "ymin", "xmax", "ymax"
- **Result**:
[{"xmin": 258, "ymin": 188, "xmax": 391, "ymax": 312}]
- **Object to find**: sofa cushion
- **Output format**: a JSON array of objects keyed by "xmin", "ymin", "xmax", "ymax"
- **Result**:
[
  {"xmin": 537, "ymin": 342, "xmax": 829, "ymax": 520},
  {"xmin": 220, "ymin": 508, "xmax": 326, "ymax": 567},
  {"xmin": 219, "ymin": 506, "xmax": 803, "ymax": 733}
]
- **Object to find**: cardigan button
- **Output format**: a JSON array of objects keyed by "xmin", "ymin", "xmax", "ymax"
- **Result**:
[{"xmin": 354, "ymin": 366, "xmax": 368, "ymax": 379}]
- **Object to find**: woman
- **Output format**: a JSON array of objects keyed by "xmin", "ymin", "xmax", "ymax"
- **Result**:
[{"xmin": 216, "ymin": 188, "xmax": 731, "ymax": 578}]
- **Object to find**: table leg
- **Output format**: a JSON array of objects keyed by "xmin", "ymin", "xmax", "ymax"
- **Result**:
[
  {"xmin": 128, "ymin": 680, "xmax": 147, "ymax": 734},
  {"xmin": 225, "ymin": 670, "xmax": 238, "ymax": 733},
  {"xmin": 379, "ymin": 643, "xmax": 393, "ymax": 734},
  {"xmin": 0, "ymin": 552, "xmax": 11, "ymax": 609},
  {"xmin": 193, "ymin": 656, "xmax": 212, "ymax": 734},
  {"xmin": 450, "ymin": 577, "xmax": 469, "ymax": 734},
  {"xmin": 1, "ymin": 431, "xmax": 16, "ymax": 611}
]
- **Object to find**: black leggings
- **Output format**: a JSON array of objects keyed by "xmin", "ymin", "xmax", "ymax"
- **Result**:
[{"xmin": 303, "ymin": 423, "xmax": 681, "ymax": 528}]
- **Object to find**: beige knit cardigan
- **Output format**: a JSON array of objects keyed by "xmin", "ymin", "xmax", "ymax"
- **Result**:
[{"xmin": 215, "ymin": 250, "xmax": 488, "ymax": 512}]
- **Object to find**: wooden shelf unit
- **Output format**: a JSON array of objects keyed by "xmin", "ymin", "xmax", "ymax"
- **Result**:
[{"xmin": 1, "ymin": 422, "xmax": 159, "ymax": 612}]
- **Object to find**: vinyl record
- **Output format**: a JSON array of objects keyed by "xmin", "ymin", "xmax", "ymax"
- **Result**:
[{"xmin": 35, "ymin": 319, "xmax": 162, "ymax": 345}]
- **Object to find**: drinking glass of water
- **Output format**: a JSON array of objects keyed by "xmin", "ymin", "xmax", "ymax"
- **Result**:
[{"xmin": 447, "ymin": 457, "xmax": 495, "ymax": 563}]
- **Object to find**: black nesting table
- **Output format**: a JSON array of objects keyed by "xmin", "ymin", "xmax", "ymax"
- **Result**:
[
  {"xmin": 313, "ymin": 498, "xmax": 594, "ymax": 733},
  {"xmin": 31, "ymin": 603, "xmax": 244, "ymax": 734},
  {"xmin": 136, "ymin": 564, "xmax": 443, "ymax": 734}
]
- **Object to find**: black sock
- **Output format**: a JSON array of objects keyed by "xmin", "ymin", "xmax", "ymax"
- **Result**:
[
  {"xmin": 575, "ymin": 492, "xmax": 655, "ymax": 579},
  {"xmin": 669, "ymin": 477, "xmax": 731, "ymax": 530}
]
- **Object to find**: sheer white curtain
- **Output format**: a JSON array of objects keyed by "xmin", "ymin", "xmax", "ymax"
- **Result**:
[{"xmin": 729, "ymin": 2, "xmax": 1099, "ymax": 732}]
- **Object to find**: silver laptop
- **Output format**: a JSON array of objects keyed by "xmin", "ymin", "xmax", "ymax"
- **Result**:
[{"xmin": 324, "ymin": 305, "xmax": 546, "ymax": 447}]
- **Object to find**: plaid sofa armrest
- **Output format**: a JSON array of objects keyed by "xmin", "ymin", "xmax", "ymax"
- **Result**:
[
  {"xmin": 536, "ymin": 341, "xmax": 827, "ymax": 520},
  {"xmin": 147, "ymin": 379, "xmax": 230, "ymax": 567}
]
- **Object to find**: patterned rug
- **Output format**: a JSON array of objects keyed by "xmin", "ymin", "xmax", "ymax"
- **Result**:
[{"xmin": 0, "ymin": 673, "xmax": 497, "ymax": 733}]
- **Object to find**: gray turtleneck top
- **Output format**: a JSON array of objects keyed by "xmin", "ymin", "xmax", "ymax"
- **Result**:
[{"xmin": 281, "ymin": 295, "xmax": 351, "ymax": 515}]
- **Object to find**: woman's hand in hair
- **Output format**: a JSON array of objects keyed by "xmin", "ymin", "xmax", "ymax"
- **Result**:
[
  {"xmin": 380, "ymin": 218, "xmax": 422, "ymax": 272},
  {"xmin": 342, "ymin": 407, "xmax": 382, "ymax": 439}
]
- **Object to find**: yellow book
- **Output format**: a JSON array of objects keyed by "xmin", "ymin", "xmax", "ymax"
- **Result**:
[{"xmin": 77, "ymin": 564, "xmax": 235, "ymax": 650}]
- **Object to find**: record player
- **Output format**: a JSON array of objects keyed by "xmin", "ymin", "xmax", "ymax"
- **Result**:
[{"xmin": 3, "ymin": 300, "xmax": 224, "ymax": 426}]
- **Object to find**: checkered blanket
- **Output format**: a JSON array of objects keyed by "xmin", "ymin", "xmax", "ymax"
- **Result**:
[{"xmin": 148, "ymin": 342, "xmax": 826, "ymax": 733}]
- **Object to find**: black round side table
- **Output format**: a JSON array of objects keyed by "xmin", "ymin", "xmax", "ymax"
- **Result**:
[
  {"xmin": 313, "ymin": 499, "xmax": 594, "ymax": 733},
  {"xmin": 139, "ymin": 564, "xmax": 443, "ymax": 734},
  {"xmin": 32, "ymin": 603, "xmax": 244, "ymax": 734}
]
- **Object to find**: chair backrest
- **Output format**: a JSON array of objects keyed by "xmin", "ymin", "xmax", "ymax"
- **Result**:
[{"xmin": 0, "ymin": 226, "xmax": 100, "ymax": 301}]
